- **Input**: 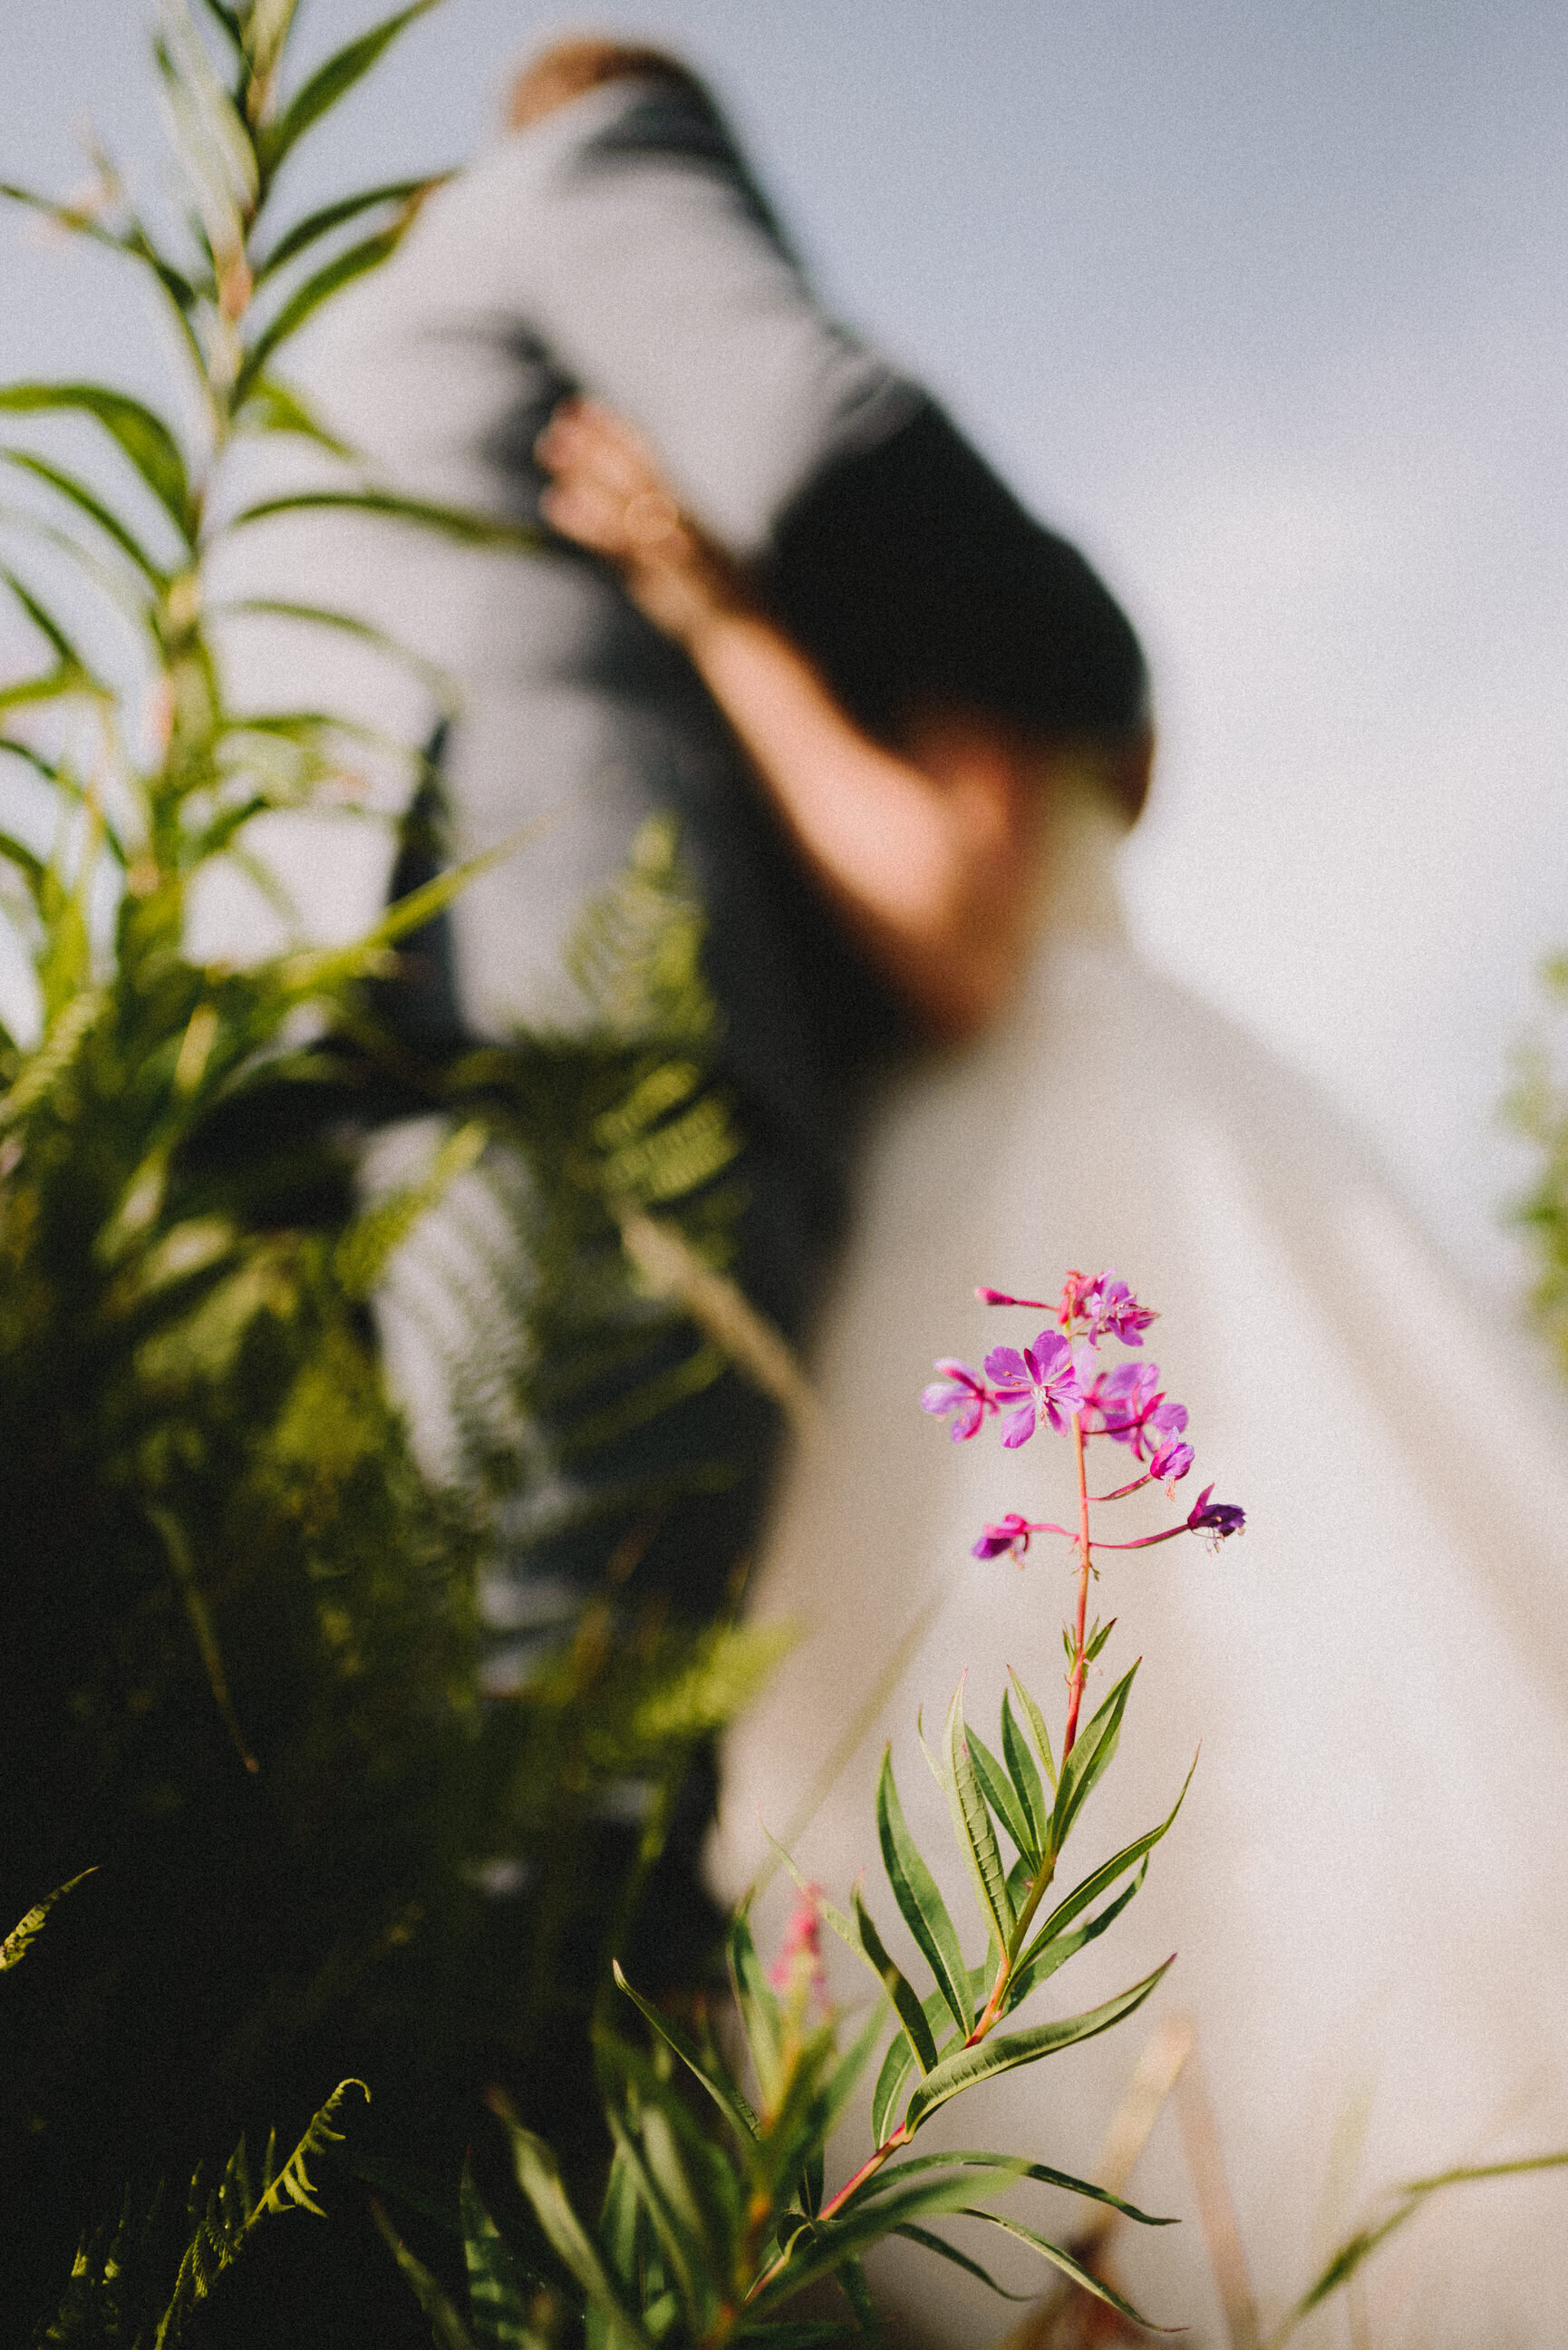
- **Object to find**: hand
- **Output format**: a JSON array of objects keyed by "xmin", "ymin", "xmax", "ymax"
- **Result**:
[{"xmin": 535, "ymin": 396, "xmax": 745, "ymax": 645}]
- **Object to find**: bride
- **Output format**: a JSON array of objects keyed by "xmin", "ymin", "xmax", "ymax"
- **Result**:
[{"xmin": 537, "ymin": 402, "xmax": 1568, "ymax": 2345}]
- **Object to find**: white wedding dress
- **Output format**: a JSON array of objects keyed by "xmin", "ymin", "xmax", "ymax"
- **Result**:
[{"xmin": 711, "ymin": 791, "xmax": 1568, "ymax": 2347}]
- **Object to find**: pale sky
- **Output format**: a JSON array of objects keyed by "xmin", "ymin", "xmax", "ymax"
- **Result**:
[{"xmin": 2, "ymin": 0, "xmax": 1565, "ymax": 1291}]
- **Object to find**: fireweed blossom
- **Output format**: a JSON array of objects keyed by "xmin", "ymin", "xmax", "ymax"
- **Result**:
[{"xmin": 924, "ymin": 1267, "xmax": 1244, "ymax": 1756}]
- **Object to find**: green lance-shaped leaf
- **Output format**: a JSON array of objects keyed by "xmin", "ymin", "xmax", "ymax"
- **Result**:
[
  {"xmin": 227, "ymin": 485, "xmax": 537, "ymax": 548},
  {"xmin": 1002, "ymin": 1866, "xmax": 1147, "ymax": 2013},
  {"xmin": 851, "ymin": 1885, "xmax": 938, "ymax": 2073},
  {"xmin": 966, "ymin": 1721, "xmax": 1036, "ymax": 1865},
  {"xmin": 749, "ymin": 2170, "xmax": 1005, "ymax": 2316},
  {"xmin": 942, "ymin": 1678, "xmax": 1014, "ymax": 1952},
  {"xmin": 373, "ymin": 2201, "xmax": 478, "ymax": 2350},
  {"xmin": 2, "ymin": 563, "xmax": 96, "ymax": 676},
  {"xmin": 255, "ymin": 175, "xmax": 445, "ymax": 281},
  {"xmin": 959, "ymin": 2210, "xmax": 1172, "ymax": 2334},
  {"xmin": 603, "ymin": 2110, "xmax": 706, "ymax": 2332},
  {"xmin": 232, "ymin": 374, "xmax": 355, "ymax": 453},
  {"xmin": 462, "ymin": 2167, "xmax": 538, "ymax": 2348},
  {"xmin": 876, "ymin": 1744, "xmax": 973, "ymax": 2043},
  {"xmin": 0, "ymin": 827, "xmax": 46, "ymax": 904},
  {"xmin": 237, "ymin": 225, "xmax": 404, "ymax": 393},
  {"xmin": 1, "ymin": 450, "xmax": 168, "ymax": 584},
  {"xmin": 837, "ymin": 2147, "xmax": 1173, "ymax": 2232},
  {"xmin": 1000, "ymin": 1686, "xmax": 1050, "ymax": 1847},
  {"xmin": 1006, "ymin": 1665, "xmax": 1056, "ymax": 1791},
  {"xmin": 215, "ymin": 597, "xmax": 459, "ymax": 711},
  {"xmin": 869, "ymin": 1965, "xmax": 990, "ymax": 2146},
  {"xmin": 902, "ymin": 1958, "xmax": 1173, "ymax": 2133},
  {"xmin": 0, "ymin": 1869, "xmax": 96, "ymax": 1972},
  {"xmin": 261, "ymin": 0, "xmax": 444, "ymax": 180},
  {"xmin": 502, "ymin": 2116, "xmax": 656, "ymax": 2350},
  {"xmin": 892, "ymin": 2223, "xmax": 1030, "ymax": 2299},
  {"xmin": 1020, "ymin": 1752, "xmax": 1196, "ymax": 1979},
  {"xmin": 0, "ymin": 384, "xmax": 190, "ymax": 538},
  {"xmin": 1049, "ymin": 1660, "xmax": 1139, "ymax": 1855},
  {"xmin": 728, "ymin": 1905, "xmax": 785, "ymax": 2113}
]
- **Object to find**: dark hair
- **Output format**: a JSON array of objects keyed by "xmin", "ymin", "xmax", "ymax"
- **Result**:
[{"xmin": 769, "ymin": 403, "xmax": 1151, "ymax": 811}]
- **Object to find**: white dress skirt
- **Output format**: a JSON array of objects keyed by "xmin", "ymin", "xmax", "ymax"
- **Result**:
[{"xmin": 711, "ymin": 795, "xmax": 1568, "ymax": 2348}]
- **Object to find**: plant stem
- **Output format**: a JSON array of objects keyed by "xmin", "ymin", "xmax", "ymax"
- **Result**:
[{"xmin": 1060, "ymin": 1410, "xmax": 1093, "ymax": 1758}]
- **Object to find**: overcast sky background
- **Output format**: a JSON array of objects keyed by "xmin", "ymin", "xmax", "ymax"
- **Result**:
[{"xmin": 2, "ymin": 0, "xmax": 1565, "ymax": 1294}]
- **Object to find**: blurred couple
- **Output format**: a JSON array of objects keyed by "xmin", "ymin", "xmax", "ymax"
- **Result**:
[{"xmin": 284, "ymin": 37, "xmax": 1568, "ymax": 2345}]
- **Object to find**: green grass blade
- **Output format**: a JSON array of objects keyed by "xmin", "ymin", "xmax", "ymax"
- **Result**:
[
  {"xmin": 372, "ymin": 2201, "xmax": 478, "ymax": 2350},
  {"xmin": 876, "ymin": 1745, "xmax": 973, "ymax": 2042},
  {"xmin": 943, "ymin": 1679, "xmax": 1014, "ymax": 1950},
  {"xmin": 0, "ymin": 383, "xmax": 190, "ymax": 536},
  {"xmin": 902, "ymin": 1959, "xmax": 1173, "ymax": 2132},
  {"xmin": 462, "ymin": 2166, "xmax": 538, "ymax": 2348}
]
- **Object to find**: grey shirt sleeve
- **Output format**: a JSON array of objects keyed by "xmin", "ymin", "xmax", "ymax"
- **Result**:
[{"xmin": 430, "ymin": 80, "xmax": 920, "ymax": 558}]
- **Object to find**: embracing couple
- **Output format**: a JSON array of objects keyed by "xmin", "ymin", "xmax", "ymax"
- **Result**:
[{"xmin": 290, "ymin": 39, "xmax": 1568, "ymax": 2348}]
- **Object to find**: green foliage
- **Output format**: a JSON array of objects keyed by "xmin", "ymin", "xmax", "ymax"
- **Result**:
[
  {"xmin": 1508, "ymin": 955, "xmax": 1568, "ymax": 1374},
  {"xmin": 0, "ymin": 2, "xmax": 790, "ymax": 2334}
]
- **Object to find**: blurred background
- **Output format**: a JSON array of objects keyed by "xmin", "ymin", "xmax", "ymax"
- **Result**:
[{"xmin": 3, "ymin": 0, "xmax": 1564, "ymax": 1293}]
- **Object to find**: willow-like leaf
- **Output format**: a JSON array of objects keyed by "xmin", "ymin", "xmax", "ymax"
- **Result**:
[
  {"xmin": 502, "ymin": 2119, "xmax": 656, "ymax": 2350},
  {"xmin": 876, "ymin": 1744, "xmax": 973, "ymax": 2043},
  {"xmin": 942, "ymin": 1679, "xmax": 1014, "ymax": 1954},
  {"xmin": 1000, "ymin": 1687, "xmax": 1050, "ymax": 1849},
  {"xmin": 1020, "ymin": 1753, "xmax": 1195, "ymax": 1977},
  {"xmin": 851, "ymin": 1885, "xmax": 937, "ymax": 2073},
  {"xmin": 959, "ymin": 2209, "xmax": 1169, "ymax": 2333},
  {"xmin": 2, "ymin": 449, "xmax": 168, "ymax": 583},
  {"xmin": 902, "ymin": 1960, "xmax": 1173, "ymax": 2133},
  {"xmin": 232, "ymin": 374, "xmax": 355, "ymax": 453},
  {"xmin": 613, "ymin": 1962, "xmax": 761, "ymax": 2145},
  {"xmin": 1, "ymin": 562, "xmax": 95, "ymax": 672},
  {"xmin": 1006, "ymin": 1665, "xmax": 1056, "ymax": 1791},
  {"xmin": 966, "ymin": 1721, "xmax": 1035, "ymax": 1866},
  {"xmin": 891, "ymin": 2222, "xmax": 1030, "ymax": 2299},
  {"xmin": 228, "ymin": 484, "xmax": 537, "ymax": 547},
  {"xmin": 604, "ymin": 2110, "xmax": 707, "ymax": 2332},
  {"xmin": 749, "ymin": 2171, "xmax": 994, "ymax": 2316},
  {"xmin": 212, "ymin": 597, "xmax": 458, "ymax": 705},
  {"xmin": 261, "ymin": 0, "xmax": 443, "ymax": 180},
  {"xmin": 728, "ymin": 1907, "xmax": 784, "ymax": 2114},
  {"xmin": 837, "ymin": 2147, "xmax": 1172, "ymax": 2231},
  {"xmin": 254, "ymin": 174, "xmax": 443, "ymax": 280},
  {"xmin": 0, "ymin": 382, "xmax": 190, "ymax": 536},
  {"xmin": 1048, "ymin": 1661, "xmax": 1138, "ymax": 1854},
  {"xmin": 1002, "ymin": 1866, "xmax": 1147, "ymax": 2011},
  {"xmin": 239, "ymin": 225, "xmax": 403, "ymax": 392}
]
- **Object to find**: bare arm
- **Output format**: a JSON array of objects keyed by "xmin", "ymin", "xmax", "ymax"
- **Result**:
[{"xmin": 535, "ymin": 398, "xmax": 1046, "ymax": 1041}]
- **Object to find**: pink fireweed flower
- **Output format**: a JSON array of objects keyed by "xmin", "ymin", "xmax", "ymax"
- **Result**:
[
  {"xmin": 769, "ymin": 1882, "xmax": 827, "ymax": 2002},
  {"xmin": 921, "ymin": 1358, "xmax": 994, "ymax": 1442},
  {"xmin": 973, "ymin": 1512, "xmax": 1034, "ymax": 1561},
  {"xmin": 1186, "ymin": 1484, "xmax": 1245, "ymax": 1540},
  {"xmin": 983, "ymin": 1329, "xmax": 1092, "ymax": 1446},
  {"xmin": 976, "ymin": 1285, "xmax": 1053, "ymax": 1311},
  {"xmin": 1149, "ymin": 1435, "xmax": 1195, "ymax": 1483},
  {"xmin": 1083, "ymin": 1267, "xmax": 1158, "ymax": 1347}
]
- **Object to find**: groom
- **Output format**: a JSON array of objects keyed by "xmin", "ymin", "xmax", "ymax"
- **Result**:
[{"xmin": 300, "ymin": 36, "xmax": 1148, "ymax": 1618}]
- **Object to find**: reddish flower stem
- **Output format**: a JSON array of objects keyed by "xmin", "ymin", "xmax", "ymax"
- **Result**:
[{"xmin": 1060, "ymin": 1410, "xmax": 1093, "ymax": 1758}]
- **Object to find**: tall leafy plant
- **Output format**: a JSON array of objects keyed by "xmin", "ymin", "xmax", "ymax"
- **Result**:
[{"xmin": 0, "ymin": 4, "xmax": 789, "ymax": 2329}]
